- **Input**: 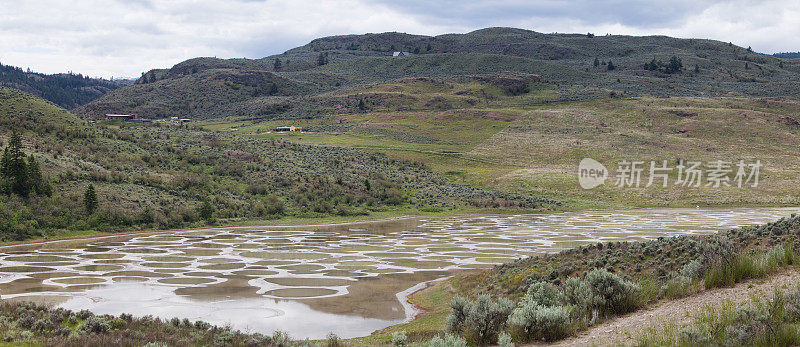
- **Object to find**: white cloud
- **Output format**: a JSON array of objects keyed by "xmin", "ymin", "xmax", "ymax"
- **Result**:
[{"xmin": 0, "ymin": 0, "xmax": 797, "ymax": 78}]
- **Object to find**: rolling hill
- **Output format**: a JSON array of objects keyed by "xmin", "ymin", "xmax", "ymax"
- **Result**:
[
  {"xmin": 0, "ymin": 62, "xmax": 128, "ymax": 109},
  {"xmin": 79, "ymin": 27, "xmax": 800, "ymax": 120},
  {"xmin": 0, "ymin": 87, "xmax": 553, "ymax": 241}
]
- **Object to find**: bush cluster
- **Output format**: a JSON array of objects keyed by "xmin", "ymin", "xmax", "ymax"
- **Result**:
[{"xmin": 447, "ymin": 216, "xmax": 800, "ymax": 345}]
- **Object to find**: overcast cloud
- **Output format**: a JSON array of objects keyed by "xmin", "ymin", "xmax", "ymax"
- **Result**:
[{"xmin": 1, "ymin": 0, "xmax": 798, "ymax": 78}]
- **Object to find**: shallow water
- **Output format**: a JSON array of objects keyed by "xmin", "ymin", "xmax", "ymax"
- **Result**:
[{"xmin": 0, "ymin": 207, "xmax": 798, "ymax": 338}]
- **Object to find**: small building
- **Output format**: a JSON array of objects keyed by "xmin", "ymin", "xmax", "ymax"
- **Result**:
[
  {"xmin": 274, "ymin": 126, "xmax": 303, "ymax": 132},
  {"xmin": 392, "ymin": 51, "xmax": 411, "ymax": 57},
  {"xmin": 105, "ymin": 114, "xmax": 138, "ymax": 121}
]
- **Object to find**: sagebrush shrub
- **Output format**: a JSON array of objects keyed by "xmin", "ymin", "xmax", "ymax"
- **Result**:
[
  {"xmin": 680, "ymin": 259, "xmax": 704, "ymax": 279},
  {"xmin": 562, "ymin": 277, "xmax": 594, "ymax": 315},
  {"xmin": 785, "ymin": 285, "xmax": 800, "ymax": 320},
  {"xmin": 391, "ymin": 331, "xmax": 408, "ymax": 346},
  {"xmin": 661, "ymin": 273, "xmax": 695, "ymax": 299},
  {"xmin": 81, "ymin": 316, "xmax": 110, "ymax": 334},
  {"xmin": 523, "ymin": 281, "xmax": 563, "ymax": 307},
  {"xmin": 213, "ymin": 331, "xmax": 235, "ymax": 346},
  {"xmin": 585, "ymin": 269, "xmax": 640, "ymax": 316},
  {"xmin": 508, "ymin": 303, "xmax": 570, "ymax": 341},
  {"xmin": 420, "ymin": 334, "xmax": 467, "ymax": 347},
  {"xmin": 497, "ymin": 331, "xmax": 514, "ymax": 347},
  {"xmin": 446, "ymin": 294, "xmax": 514, "ymax": 345}
]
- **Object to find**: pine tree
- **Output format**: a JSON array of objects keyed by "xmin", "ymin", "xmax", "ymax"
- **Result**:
[
  {"xmin": 667, "ymin": 56, "xmax": 683, "ymax": 73},
  {"xmin": 6, "ymin": 132, "xmax": 29, "ymax": 196},
  {"xmin": 269, "ymin": 82, "xmax": 278, "ymax": 95},
  {"xmin": 0, "ymin": 146, "xmax": 9, "ymax": 177},
  {"xmin": 26, "ymin": 155, "xmax": 42, "ymax": 194},
  {"xmin": 357, "ymin": 98, "xmax": 366, "ymax": 112},
  {"xmin": 316, "ymin": 52, "xmax": 328, "ymax": 66},
  {"xmin": 607, "ymin": 60, "xmax": 616, "ymax": 71},
  {"xmin": 25, "ymin": 154, "xmax": 51, "ymax": 196},
  {"xmin": 273, "ymin": 58, "xmax": 282, "ymax": 71},
  {"xmin": 426, "ymin": 43, "xmax": 432, "ymax": 51},
  {"xmin": 84, "ymin": 184, "xmax": 98, "ymax": 214},
  {"xmin": 593, "ymin": 57, "xmax": 600, "ymax": 67}
]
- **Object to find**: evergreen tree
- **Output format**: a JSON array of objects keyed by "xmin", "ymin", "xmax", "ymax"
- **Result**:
[
  {"xmin": 667, "ymin": 56, "xmax": 683, "ymax": 73},
  {"xmin": 694, "ymin": 64, "xmax": 700, "ymax": 73},
  {"xmin": 25, "ymin": 154, "xmax": 51, "ymax": 196},
  {"xmin": 268, "ymin": 82, "xmax": 278, "ymax": 96},
  {"xmin": 607, "ymin": 60, "xmax": 616, "ymax": 71},
  {"xmin": 647, "ymin": 58, "xmax": 659, "ymax": 71},
  {"xmin": 84, "ymin": 184, "xmax": 98, "ymax": 214},
  {"xmin": 593, "ymin": 57, "xmax": 600, "ymax": 67},
  {"xmin": 316, "ymin": 52, "xmax": 328, "ymax": 66},
  {"xmin": 426, "ymin": 43, "xmax": 432, "ymax": 51},
  {"xmin": 357, "ymin": 98, "xmax": 366, "ymax": 112},
  {"xmin": 5, "ymin": 132, "xmax": 29, "ymax": 196},
  {"xmin": 0, "ymin": 146, "xmax": 9, "ymax": 177},
  {"xmin": 273, "ymin": 58, "xmax": 282, "ymax": 71}
]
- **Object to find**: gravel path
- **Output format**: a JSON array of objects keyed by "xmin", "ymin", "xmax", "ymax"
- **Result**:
[{"xmin": 546, "ymin": 269, "xmax": 800, "ymax": 346}]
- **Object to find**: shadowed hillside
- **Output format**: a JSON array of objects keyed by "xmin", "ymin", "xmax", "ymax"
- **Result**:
[{"xmin": 0, "ymin": 62, "xmax": 127, "ymax": 109}]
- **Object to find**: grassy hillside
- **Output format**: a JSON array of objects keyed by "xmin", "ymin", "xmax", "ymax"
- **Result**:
[
  {"xmin": 0, "ymin": 62, "xmax": 126, "ymax": 109},
  {"xmin": 0, "ymin": 87, "xmax": 553, "ymax": 241},
  {"xmin": 203, "ymin": 87, "xmax": 800, "ymax": 209},
  {"xmin": 79, "ymin": 28, "xmax": 800, "ymax": 121}
]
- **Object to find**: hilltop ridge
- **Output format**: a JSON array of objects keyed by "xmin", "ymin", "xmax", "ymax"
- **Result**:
[{"xmin": 77, "ymin": 27, "xmax": 800, "ymax": 120}]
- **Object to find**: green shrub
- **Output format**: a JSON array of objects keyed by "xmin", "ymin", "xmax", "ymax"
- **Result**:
[
  {"xmin": 661, "ymin": 274, "xmax": 698, "ymax": 299},
  {"xmin": 391, "ymin": 331, "xmax": 408, "ymax": 346},
  {"xmin": 585, "ymin": 269, "xmax": 641, "ymax": 316},
  {"xmin": 705, "ymin": 244, "xmax": 794, "ymax": 289},
  {"xmin": 639, "ymin": 287, "xmax": 800, "ymax": 346},
  {"xmin": 562, "ymin": 277, "xmax": 594, "ymax": 315},
  {"xmin": 497, "ymin": 331, "xmax": 514, "ymax": 347},
  {"xmin": 81, "ymin": 316, "xmax": 110, "ymax": 334},
  {"xmin": 446, "ymin": 294, "xmax": 514, "ymax": 345},
  {"xmin": 325, "ymin": 332, "xmax": 340, "ymax": 347},
  {"xmin": 213, "ymin": 330, "xmax": 235, "ymax": 346},
  {"xmin": 418, "ymin": 334, "xmax": 467, "ymax": 347},
  {"xmin": 508, "ymin": 303, "xmax": 571, "ymax": 342},
  {"xmin": 680, "ymin": 259, "xmax": 704, "ymax": 279},
  {"xmin": 784, "ymin": 285, "xmax": 800, "ymax": 321},
  {"xmin": 523, "ymin": 281, "xmax": 564, "ymax": 307}
]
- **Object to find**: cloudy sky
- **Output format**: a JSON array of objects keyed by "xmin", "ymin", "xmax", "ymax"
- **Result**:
[{"xmin": 1, "ymin": 0, "xmax": 798, "ymax": 78}]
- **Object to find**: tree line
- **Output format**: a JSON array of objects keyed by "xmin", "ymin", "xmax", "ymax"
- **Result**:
[
  {"xmin": 0, "ymin": 62, "xmax": 123, "ymax": 108},
  {"xmin": 1, "ymin": 132, "xmax": 52, "ymax": 197}
]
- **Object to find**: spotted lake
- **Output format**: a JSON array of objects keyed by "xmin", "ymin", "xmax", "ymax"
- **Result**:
[{"xmin": 1, "ymin": 207, "xmax": 798, "ymax": 339}]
